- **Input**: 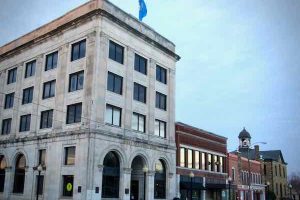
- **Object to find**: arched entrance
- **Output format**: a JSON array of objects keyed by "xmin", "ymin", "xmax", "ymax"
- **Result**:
[
  {"xmin": 0, "ymin": 155, "xmax": 6, "ymax": 192},
  {"xmin": 13, "ymin": 154, "xmax": 26, "ymax": 193},
  {"xmin": 154, "ymin": 159, "xmax": 166, "ymax": 199},
  {"xmin": 102, "ymin": 151, "xmax": 120, "ymax": 198},
  {"xmin": 130, "ymin": 155, "xmax": 147, "ymax": 200}
]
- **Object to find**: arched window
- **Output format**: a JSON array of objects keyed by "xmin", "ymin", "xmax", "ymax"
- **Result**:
[
  {"xmin": 13, "ymin": 154, "xmax": 26, "ymax": 193},
  {"xmin": 154, "ymin": 159, "xmax": 166, "ymax": 199},
  {"xmin": 0, "ymin": 155, "xmax": 6, "ymax": 192},
  {"xmin": 102, "ymin": 151, "xmax": 120, "ymax": 198}
]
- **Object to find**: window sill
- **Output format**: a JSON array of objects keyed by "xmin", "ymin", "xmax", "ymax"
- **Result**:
[
  {"xmin": 45, "ymin": 67, "xmax": 57, "ymax": 72},
  {"xmin": 42, "ymin": 96, "xmax": 55, "ymax": 100},
  {"xmin": 105, "ymin": 123, "xmax": 121, "ymax": 128}
]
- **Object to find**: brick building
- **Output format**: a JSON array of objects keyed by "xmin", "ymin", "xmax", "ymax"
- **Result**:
[
  {"xmin": 175, "ymin": 122, "xmax": 228, "ymax": 200},
  {"xmin": 228, "ymin": 153, "xmax": 265, "ymax": 200}
]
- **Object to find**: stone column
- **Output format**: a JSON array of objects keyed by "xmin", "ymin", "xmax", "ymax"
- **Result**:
[
  {"xmin": 176, "ymin": 174, "xmax": 181, "ymax": 198},
  {"xmin": 93, "ymin": 164, "xmax": 104, "ymax": 200},
  {"xmin": 168, "ymin": 172, "xmax": 176, "ymax": 199},
  {"xmin": 146, "ymin": 170, "xmax": 155, "ymax": 200},
  {"xmin": 121, "ymin": 168, "xmax": 131, "ymax": 200},
  {"xmin": 147, "ymin": 59, "xmax": 156, "ymax": 135},
  {"xmin": 3, "ymin": 167, "xmax": 12, "ymax": 199}
]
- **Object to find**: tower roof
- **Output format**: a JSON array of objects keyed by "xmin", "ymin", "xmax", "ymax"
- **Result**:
[{"xmin": 238, "ymin": 127, "xmax": 251, "ymax": 139}]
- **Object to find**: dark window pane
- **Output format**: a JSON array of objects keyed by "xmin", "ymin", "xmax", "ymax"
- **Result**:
[
  {"xmin": 109, "ymin": 41, "xmax": 124, "ymax": 64},
  {"xmin": 67, "ymin": 103, "xmax": 82, "ymax": 124},
  {"xmin": 133, "ymin": 83, "xmax": 146, "ymax": 103},
  {"xmin": 65, "ymin": 147, "xmax": 75, "ymax": 165},
  {"xmin": 7, "ymin": 68, "xmax": 17, "ymax": 84},
  {"xmin": 69, "ymin": 71, "xmax": 84, "ymax": 92},
  {"xmin": 155, "ymin": 120, "xmax": 166, "ymax": 138},
  {"xmin": 71, "ymin": 40, "xmax": 86, "ymax": 61},
  {"xmin": 107, "ymin": 72, "xmax": 122, "ymax": 95},
  {"xmin": 114, "ymin": 76, "xmax": 122, "ymax": 94},
  {"xmin": 45, "ymin": 51, "xmax": 58, "ymax": 71},
  {"xmin": 102, "ymin": 152, "xmax": 120, "ymax": 198},
  {"xmin": 2, "ymin": 118, "xmax": 12, "ymax": 135},
  {"xmin": 156, "ymin": 92, "xmax": 167, "ymax": 110},
  {"xmin": 134, "ymin": 54, "xmax": 147, "ymax": 75},
  {"xmin": 156, "ymin": 65, "xmax": 167, "ymax": 84},
  {"xmin": 13, "ymin": 155, "xmax": 26, "ymax": 193},
  {"xmin": 25, "ymin": 60, "xmax": 36, "ymax": 78},
  {"xmin": 0, "ymin": 157, "xmax": 5, "ymax": 192},
  {"xmin": 62, "ymin": 175, "xmax": 74, "ymax": 197},
  {"xmin": 40, "ymin": 110, "xmax": 53, "ymax": 129},
  {"xmin": 38, "ymin": 149, "xmax": 46, "ymax": 165},
  {"xmin": 4, "ymin": 92, "xmax": 14, "ymax": 109},
  {"xmin": 105, "ymin": 105, "xmax": 121, "ymax": 127},
  {"xmin": 20, "ymin": 114, "xmax": 31, "ymax": 132},
  {"xmin": 36, "ymin": 175, "xmax": 44, "ymax": 195},
  {"xmin": 22, "ymin": 87, "xmax": 34, "ymax": 104}
]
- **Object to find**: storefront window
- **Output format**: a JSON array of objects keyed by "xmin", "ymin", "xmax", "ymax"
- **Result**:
[
  {"xmin": 180, "ymin": 148, "xmax": 185, "ymax": 167},
  {"xmin": 208, "ymin": 154, "xmax": 212, "ymax": 171},
  {"xmin": 201, "ymin": 153, "xmax": 205, "ymax": 170},
  {"xmin": 188, "ymin": 149, "xmax": 193, "ymax": 169},
  {"xmin": 194, "ymin": 151, "xmax": 199, "ymax": 169}
]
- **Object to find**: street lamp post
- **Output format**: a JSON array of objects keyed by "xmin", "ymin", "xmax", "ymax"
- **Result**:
[
  {"xmin": 266, "ymin": 181, "xmax": 270, "ymax": 200},
  {"xmin": 228, "ymin": 176, "xmax": 232, "ymax": 200},
  {"xmin": 189, "ymin": 171, "xmax": 194, "ymax": 200},
  {"xmin": 247, "ymin": 142, "xmax": 266, "ymax": 200},
  {"xmin": 289, "ymin": 184, "xmax": 292, "ymax": 199},
  {"xmin": 143, "ymin": 166, "xmax": 148, "ymax": 200},
  {"xmin": 34, "ymin": 164, "xmax": 43, "ymax": 200}
]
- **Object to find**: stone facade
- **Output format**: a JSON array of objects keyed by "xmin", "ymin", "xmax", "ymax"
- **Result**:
[{"xmin": 0, "ymin": 0, "xmax": 180, "ymax": 200}]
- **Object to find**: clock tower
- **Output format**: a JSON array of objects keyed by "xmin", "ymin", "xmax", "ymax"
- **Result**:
[{"xmin": 238, "ymin": 127, "xmax": 251, "ymax": 150}]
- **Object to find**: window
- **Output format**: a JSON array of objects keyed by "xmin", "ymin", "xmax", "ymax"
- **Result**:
[
  {"xmin": 232, "ymin": 168, "xmax": 235, "ymax": 181},
  {"xmin": 13, "ymin": 154, "xmax": 26, "ymax": 193},
  {"xmin": 19, "ymin": 114, "xmax": 31, "ymax": 132},
  {"xmin": 102, "ymin": 152, "xmax": 120, "ymax": 198},
  {"xmin": 107, "ymin": 72, "xmax": 123, "ymax": 95},
  {"xmin": 45, "ymin": 51, "xmax": 58, "ymax": 71},
  {"xmin": 43, "ymin": 80, "xmax": 56, "ymax": 99},
  {"xmin": 132, "ymin": 113, "xmax": 145, "ymax": 132},
  {"xmin": 66, "ymin": 103, "xmax": 82, "ymax": 124},
  {"xmin": 154, "ymin": 159, "xmax": 166, "ymax": 199},
  {"xmin": 134, "ymin": 54, "xmax": 147, "ymax": 75},
  {"xmin": 105, "ymin": 104, "xmax": 121, "ymax": 127},
  {"xmin": 71, "ymin": 39, "xmax": 86, "ymax": 61},
  {"xmin": 194, "ymin": 151, "xmax": 200, "ymax": 169},
  {"xmin": 62, "ymin": 175, "xmax": 74, "ymax": 197},
  {"xmin": 180, "ymin": 148, "xmax": 185, "ymax": 167},
  {"xmin": 208, "ymin": 154, "xmax": 212, "ymax": 171},
  {"xmin": 156, "ymin": 92, "xmax": 167, "ymax": 110},
  {"xmin": 22, "ymin": 87, "xmax": 34, "ymax": 104},
  {"xmin": 2, "ymin": 118, "xmax": 12, "ymax": 135},
  {"xmin": 279, "ymin": 165, "xmax": 282, "ymax": 177},
  {"xmin": 213, "ymin": 155, "xmax": 218, "ymax": 172},
  {"xmin": 156, "ymin": 65, "xmax": 167, "ymax": 84},
  {"xmin": 201, "ymin": 152, "xmax": 205, "ymax": 170},
  {"xmin": 187, "ymin": 149, "xmax": 193, "ymax": 168},
  {"xmin": 0, "ymin": 156, "xmax": 6, "ymax": 192},
  {"xmin": 220, "ymin": 157, "xmax": 224, "ymax": 173},
  {"xmin": 264, "ymin": 164, "xmax": 266, "ymax": 175},
  {"xmin": 275, "ymin": 165, "xmax": 277, "ymax": 176},
  {"xmin": 38, "ymin": 149, "xmax": 46, "ymax": 166},
  {"xmin": 109, "ymin": 41, "xmax": 124, "ymax": 64},
  {"xmin": 64, "ymin": 146, "xmax": 75, "ymax": 165},
  {"xmin": 36, "ymin": 175, "xmax": 44, "ymax": 195},
  {"xmin": 7, "ymin": 68, "xmax": 17, "ymax": 84},
  {"xmin": 69, "ymin": 71, "xmax": 84, "ymax": 92},
  {"xmin": 155, "ymin": 119, "xmax": 166, "ymax": 138},
  {"xmin": 134, "ymin": 83, "xmax": 146, "ymax": 103},
  {"xmin": 25, "ymin": 60, "xmax": 36, "ymax": 78},
  {"xmin": 4, "ymin": 92, "xmax": 14, "ymax": 109},
  {"xmin": 40, "ymin": 110, "xmax": 53, "ymax": 129}
]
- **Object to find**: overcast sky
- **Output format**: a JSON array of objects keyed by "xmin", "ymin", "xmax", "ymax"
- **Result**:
[{"xmin": 1, "ymin": 0, "xmax": 299, "ymax": 175}]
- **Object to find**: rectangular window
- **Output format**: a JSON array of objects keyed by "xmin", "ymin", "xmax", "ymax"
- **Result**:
[
  {"xmin": 25, "ymin": 60, "xmax": 36, "ymax": 78},
  {"xmin": 36, "ymin": 175, "xmax": 44, "ymax": 195},
  {"xmin": 38, "ymin": 149, "xmax": 46, "ymax": 165},
  {"xmin": 132, "ymin": 112, "xmax": 145, "ymax": 133},
  {"xmin": 64, "ymin": 146, "xmax": 75, "ymax": 165},
  {"xmin": 71, "ymin": 39, "xmax": 86, "ymax": 61},
  {"xmin": 69, "ymin": 71, "xmax": 84, "ymax": 92},
  {"xmin": 213, "ymin": 155, "xmax": 218, "ymax": 172},
  {"xmin": 62, "ymin": 175, "xmax": 74, "ymax": 197},
  {"xmin": 194, "ymin": 151, "xmax": 200, "ymax": 169},
  {"xmin": 232, "ymin": 168, "xmax": 235, "ymax": 181},
  {"xmin": 156, "ymin": 65, "xmax": 167, "ymax": 84},
  {"xmin": 2, "ymin": 118, "xmax": 12, "ymax": 135},
  {"xmin": 109, "ymin": 40, "xmax": 124, "ymax": 64},
  {"xmin": 220, "ymin": 157, "xmax": 224, "ymax": 173},
  {"xmin": 19, "ymin": 114, "xmax": 31, "ymax": 132},
  {"xmin": 105, "ymin": 104, "xmax": 122, "ymax": 127},
  {"xmin": 188, "ymin": 149, "xmax": 193, "ymax": 168},
  {"xmin": 45, "ymin": 51, "xmax": 58, "ymax": 71},
  {"xmin": 107, "ymin": 72, "xmax": 123, "ymax": 95},
  {"xmin": 66, "ymin": 103, "xmax": 82, "ymax": 124},
  {"xmin": 180, "ymin": 148, "xmax": 185, "ymax": 167},
  {"xmin": 154, "ymin": 119, "xmax": 166, "ymax": 138},
  {"xmin": 43, "ymin": 80, "xmax": 56, "ymax": 99},
  {"xmin": 7, "ymin": 67, "xmax": 17, "ymax": 84},
  {"xmin": 22, "ymin": 86, "xmax": 34, "ymax": 104},
  {"xmin": 156, "ymin": 92, "xmax": 167, "ymax": 110},
  {"xmin": 134, "ymin": 83, "xmax": 146, "ymax": 103},
  {"xmin": 208, "ymin": 154, "xmax": 212, "ymax": 171},
  {"xmin": 4, "ymin": 92, "xmax": 14, "ymax": 109},
  {"xmin": 134, "ymin": 54, "xmax": 147, "ymax": 75},
  {"xmin": 201, "ymin": 152, "xmax": 205, "ymax": 170},
  {"xmin": 40, "ymin": 110, "xmax": 53, "ymax": 129}
]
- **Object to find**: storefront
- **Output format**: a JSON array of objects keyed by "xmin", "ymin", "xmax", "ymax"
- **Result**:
[{"xmin": 180, "ymin": 175, "xmax": 204, "ymax": 200}]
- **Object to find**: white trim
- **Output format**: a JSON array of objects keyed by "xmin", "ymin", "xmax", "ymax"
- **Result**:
[{"xmin": 180, "ymin": 144, "xmax": 226, "ymax": 157}]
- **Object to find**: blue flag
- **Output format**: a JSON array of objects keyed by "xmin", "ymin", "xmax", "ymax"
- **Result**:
[{"xmin": 139, "ymin": 0, "xmax": 147, "ymax": 21}]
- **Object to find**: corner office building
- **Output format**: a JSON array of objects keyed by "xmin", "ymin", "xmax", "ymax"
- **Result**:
[{"xmin": 0, "ymin": 0, "xmax": 180, "ymax": 199}]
